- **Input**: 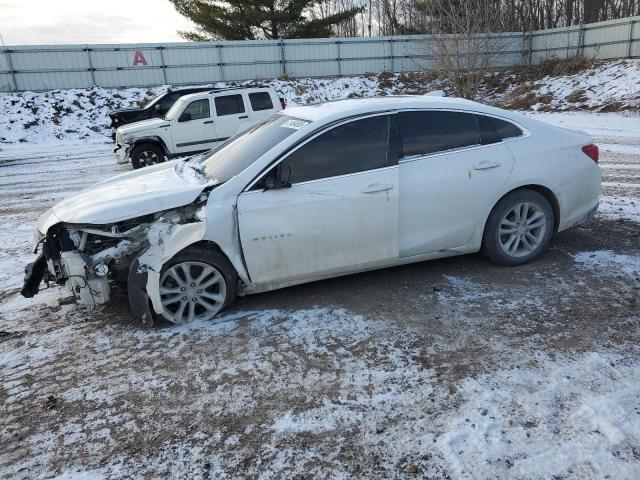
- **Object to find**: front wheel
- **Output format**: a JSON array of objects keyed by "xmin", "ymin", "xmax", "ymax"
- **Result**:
[
  {"xmin": 131, "ymin": 143, "xmax": 164, "ymax": 169},
  {"xmin": 158, "ymin": 248, "xmax": 237, "ymax": 324},
  {"xmin": 482, "ymin": 189, "xmax": 554, "ymax": 266}
]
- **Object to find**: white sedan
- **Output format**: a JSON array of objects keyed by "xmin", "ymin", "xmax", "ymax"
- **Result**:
[{"xmin": 22, "ymin": 96, "xmax": 601, "ymax": 324}]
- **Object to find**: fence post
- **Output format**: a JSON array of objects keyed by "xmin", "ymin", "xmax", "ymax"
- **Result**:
[
  {"xmin": 336, "ymin": 40, "xmax": 342, "ymax": 76},
  {"xmin": 389, "ymin": 38, "xmax": 395, "ymax": 72},
  {"xmin": 86, "ymin": 47, "xmax": 96, "ymax": 86},
  {"xmin": 279, "ymin": 38, "xmax": 286, "ymax": 77},
  {"xmin": 628, "ymin": 19, "xmax": 635, "ymax": 58},
  {"xmin": 4, "ymin": 47, "xmax": 18, "ymax": 92},
  {"xmin": 217, "ymin": 44, "xmax": 224, "ymax": 82},
  {"xmin": 158, "ymin": 46, "xmax": 168, "ymax": 85},
  {"xmin": 525, "ymin": 31, "xmax": 533, "ymax": 65},
  {"xmin": 578, "ymin": 22, "xmax": 585, "ymax": 57}
]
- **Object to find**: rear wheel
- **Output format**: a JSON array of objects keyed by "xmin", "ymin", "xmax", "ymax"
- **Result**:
[
  {"xmin": 482, "ymin": 189, "xmax": 554, "ymax": 266},
  {"xmin": 158, "ymin": 248, "xmax": 237, "ymax": 324},
  {"xmin": 131, "ymin": 143, "xmax": 164, "ymax": 169}
]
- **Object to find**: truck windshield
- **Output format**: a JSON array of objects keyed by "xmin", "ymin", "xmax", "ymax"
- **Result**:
[
  {"xmin": 142, "ymin": 93, "xmax": 165, "ymax": 110},
  {"xmin": 198, "ymin": 115, "xmax": 309, "ymax": 183},
  {"xmin": 164, "ymin": 97, "xmax": 187, "ymax": 121}
]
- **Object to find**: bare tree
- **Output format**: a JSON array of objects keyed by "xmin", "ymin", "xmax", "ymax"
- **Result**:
[{"xmin": 420, "ymin": 0, "xmax": 513, "ymax": 99}]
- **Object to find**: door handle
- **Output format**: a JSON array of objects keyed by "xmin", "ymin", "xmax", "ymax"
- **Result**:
[
  {"xmin": 362, "ymin": 183, "xmax": 393, "ymax": 194},
  {"xmin": 238, "ymin": 115, "xmax": 249, "ymax": 119},
  {"xmin": 203, "ymin": 120, "xmax": 213, "ymax": 124},
  {"xmin": 473, "ymin": 160, "xmax": 501, "ymax": 170}
]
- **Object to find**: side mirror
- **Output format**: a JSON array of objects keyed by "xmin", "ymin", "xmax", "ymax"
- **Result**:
[
  {"xmin": 263, "ymin": 165, "xmax": 292, "ymax": 190},
  {"xmin": 179, "ymin": 112, "xmax": 192, "ymax": 122}
]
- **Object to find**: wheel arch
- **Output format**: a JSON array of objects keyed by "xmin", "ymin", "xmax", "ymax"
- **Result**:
[
  {"xmin": 131, "ymin": 136, "xmax": 170, "ymax": 157},
  {"xmin": 486, "ymin": 184, "xmax": 561, "ymax": 234}
]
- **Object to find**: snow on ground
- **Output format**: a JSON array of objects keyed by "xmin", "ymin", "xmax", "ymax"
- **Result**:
[{"xmin": 495, "ymin": 59, "xmax": 640, "ymax": 112}]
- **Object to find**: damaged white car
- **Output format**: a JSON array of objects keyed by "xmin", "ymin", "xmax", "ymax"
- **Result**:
[{"xmin": 22, "ymin": 96, "xmax": 601, "ymax": 324}]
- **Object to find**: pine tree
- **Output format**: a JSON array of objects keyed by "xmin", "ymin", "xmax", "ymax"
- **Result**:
[{"xmin": 169, "ymin": 0, "xmax": 363, "ymax": 40}]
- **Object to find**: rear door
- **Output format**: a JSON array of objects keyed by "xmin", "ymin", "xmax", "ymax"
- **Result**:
[
  {"xmin": 398, "ymin": 110, "xmax": 515, "ymax": 256},
  {"xmin": 213, "ymin": 93, "xmax": 252, "ymax": 142},
  {"xmin": 237, "ymin": 114, "xmax": 399, "ymax": 286},
  {"xmin": 171, "ymin": 98, "xmax": 217, "ymax": 154}
]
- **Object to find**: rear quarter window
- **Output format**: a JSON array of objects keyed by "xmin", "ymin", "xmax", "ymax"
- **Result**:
[
  {"xmin": 249, "ymin": 92, "xmax": 274, "ymax": 111},
  {"xmin": 489, "ymin": 117, "xmax": 523, "ymax": 140}
]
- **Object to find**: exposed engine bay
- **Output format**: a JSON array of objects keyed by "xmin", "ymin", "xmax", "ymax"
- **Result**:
[{"xmin": 22, "ymin": 201, "xmax": 208, "ymax": 324}]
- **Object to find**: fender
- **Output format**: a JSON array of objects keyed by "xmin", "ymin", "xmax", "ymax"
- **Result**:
[
  {"xmin": 132, "ymin": 136, "xmax": 170, "ymax": 157},
  {"xmin": 137, "ymin": 219, "xmax": 207, "ymax": 316}
]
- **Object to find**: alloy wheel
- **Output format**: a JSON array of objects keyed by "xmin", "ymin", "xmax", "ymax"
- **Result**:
[
  {"xmin": 159, "ymin": 261, "xmax": 226, "ymax": 323},
  {"xmin": 498, "ymin": 202, "xmax": 547, "ymax": 258}
]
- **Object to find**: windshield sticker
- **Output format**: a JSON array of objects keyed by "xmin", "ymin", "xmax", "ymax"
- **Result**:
[{"xmin": 281, "ymin": 119, "xmax": 309, "ymax": 130}]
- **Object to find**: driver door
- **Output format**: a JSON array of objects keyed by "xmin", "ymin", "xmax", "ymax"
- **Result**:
[
  {"xmin": 171, "ymin": 98, "xmax": 217, "ymax": 155},
  {"xmin": 237, "ymin": 114, "xmax": 399, "ymax": 286}
]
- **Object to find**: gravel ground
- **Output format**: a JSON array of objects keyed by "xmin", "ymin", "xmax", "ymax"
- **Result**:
[{"xmin": 0, "ymin": 113, "xmax": 639, "ymax": 479}]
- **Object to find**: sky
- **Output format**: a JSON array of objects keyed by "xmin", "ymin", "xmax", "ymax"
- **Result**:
[{"xmin": 0, "ymin": 0, "xmax": 194, "ymax": 45}]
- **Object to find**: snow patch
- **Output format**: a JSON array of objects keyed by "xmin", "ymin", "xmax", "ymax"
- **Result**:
[{"xmin": 572, "ymin": 250, "xmax": 640, "ymax": 277}]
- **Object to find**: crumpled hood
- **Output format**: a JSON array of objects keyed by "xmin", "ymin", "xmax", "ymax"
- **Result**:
[
  {"xmin": 37, "ymin": 161, "xmax": 206, "ymax": 233},
  {"xmin": 117, "ymin": 117, "xmax": 169, "ymax": 136}
]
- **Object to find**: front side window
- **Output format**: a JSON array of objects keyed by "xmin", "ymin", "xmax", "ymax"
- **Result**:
[
  {"xmin": 249, "ymin": 92, "xmax": 274, "ymax": 111},
  {"xmin": 215, "ymin": 94, "xmax": 245, "ymax": 116},
  {"xmin": 279, "ymin": 115, "xmax": 391, "ymax": 184},
  {"xmin": 182, "ymin": 99, "xmax": 210, "ymax": 120},
  {"xmin": 398, "ymin": 111, "xmax": 480, "ymax": 158}
]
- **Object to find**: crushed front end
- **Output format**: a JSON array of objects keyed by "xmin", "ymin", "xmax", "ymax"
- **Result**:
[{"xmin": 21, "ymin": 217, "xmax": 152, "ymax": 306}]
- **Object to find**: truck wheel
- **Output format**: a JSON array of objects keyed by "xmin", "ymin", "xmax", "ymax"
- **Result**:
[
  {"xmin": 131, "ymin": 143, "xmax": 164, "ymax": 169},
  {"xmin": 158, "ymin": 247, "xmax": 238, "ymax": 324}
]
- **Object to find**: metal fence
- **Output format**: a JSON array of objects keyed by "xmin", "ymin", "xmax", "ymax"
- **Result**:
[{"xmin": 1, "ymin": 15, "xmax": 638, "ymax": 92}]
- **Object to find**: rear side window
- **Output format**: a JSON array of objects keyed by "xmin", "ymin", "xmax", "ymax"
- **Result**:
[
  {"xmin": 182, "ymin": 99, "xmax": 210, "ymax": 120},
  {"xmin": 280, "ymin": 115, "xmax": 390, "ymax": 184},
  {"xmin": 489, "ymin": 117, "xmax": 523, "ymax": 140},
  {"xmin": 398, "ymin": 111, "xmax": 480, "ymax": 157},
  {"xmin": 215, "ymin": 94, "xmax": 245, "ymax": 116},
  {"xmin": 249, "ymin": 92, "xmax": 274, "ymax": 111},
  {"xmin": 477, "ymin": 115, "xmax": 501, "ymax": 145}
]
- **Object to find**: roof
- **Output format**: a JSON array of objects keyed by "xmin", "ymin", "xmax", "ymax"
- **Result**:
[{"xmin": 283, "ymin": 96, "xmax": 513, "ymax": 123}]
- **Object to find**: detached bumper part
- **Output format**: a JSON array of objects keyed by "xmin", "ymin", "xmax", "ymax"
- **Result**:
[
  {"xmin": 21, "ymin": 253, "xmax": 47, "ymax": 298},
  {"xmin": 60, "ymin": 251, "xmax": 110, "ymax": 305}
]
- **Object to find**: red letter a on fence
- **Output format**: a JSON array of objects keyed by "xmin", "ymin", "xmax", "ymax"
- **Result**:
[{"xmin": 133, "ymin": 50, "xmax": 148, "ymax": 66}]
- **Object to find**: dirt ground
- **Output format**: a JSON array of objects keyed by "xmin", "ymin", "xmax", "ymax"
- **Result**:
[{"xmin": 1, "ymin": 114, "xmax": 639, "ymax": 479}]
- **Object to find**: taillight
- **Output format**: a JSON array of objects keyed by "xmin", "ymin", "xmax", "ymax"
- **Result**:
[
  {"xmin": 279, "ymin": 98, "xmax": 286, "ymax": 110},
  {"xmin": 582, "ymin": 144, "xmax": 599, "ymax": 163}
]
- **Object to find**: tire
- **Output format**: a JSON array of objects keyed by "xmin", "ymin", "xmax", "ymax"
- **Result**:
[
  {"xmin": 157, "ymin": 247, "xmax": 238, "ymax": 324},
  {"xmin": 481, "ymin": 189, "xmax": 554, "ymax": 266},
  {"xmin": 130, "ymin": 143, "xmax": 164, "ymax": 169}
]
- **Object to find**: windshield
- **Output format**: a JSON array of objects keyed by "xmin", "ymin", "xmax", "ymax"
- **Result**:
[
  {"xmin": 164, "ymin": 97, "xmax": 187, "ymax": 120},
  {"xmin": 142, "ymin": 92, "xmax": 165, "ymax": 110},
  {"xmin": 184, "ymin": 115, "xmax": 309, "ymax": 183}
]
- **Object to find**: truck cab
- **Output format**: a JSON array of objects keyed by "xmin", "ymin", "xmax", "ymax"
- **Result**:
[{"xmin": 114, "ymin": 87, "xmax": 284, "ymax": 169}]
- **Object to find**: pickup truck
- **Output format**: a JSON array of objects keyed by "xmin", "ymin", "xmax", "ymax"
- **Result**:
[{"xmin": 114, "ymin": 87, "xmax": 285, "ymax": 168}]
